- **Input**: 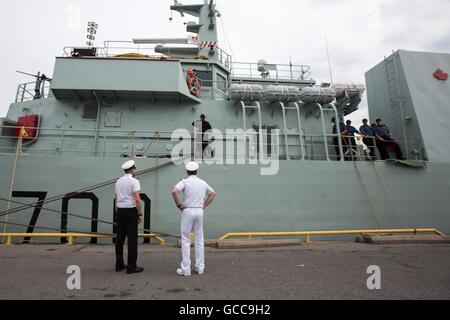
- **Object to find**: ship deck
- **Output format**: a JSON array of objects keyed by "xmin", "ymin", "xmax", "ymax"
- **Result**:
[{"xmin": 1, "ymin": 242, "xmax": 449, "ymax": 300}]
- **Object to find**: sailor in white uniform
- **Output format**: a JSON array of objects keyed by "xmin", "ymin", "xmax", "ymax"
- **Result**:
[
  {"xmin": 115, "ymin": 160, "xmax": 144, "ymax": 275},
  {"xmin": 171, "ymin": 162, "xmax": 217, "ymax": 276}
]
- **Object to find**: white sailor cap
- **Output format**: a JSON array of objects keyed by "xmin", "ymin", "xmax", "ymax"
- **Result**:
[
  {"xmin": 122, "ymin": 160, "xmax": 136, "ymax": 171},
  {"xmin": 186, "ymin": 161, "xmax": 199, "ymax": 172}
]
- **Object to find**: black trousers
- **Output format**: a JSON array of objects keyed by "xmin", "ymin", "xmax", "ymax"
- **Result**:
[
  {"xmin": 377, "ymin": 136, "xmax": 404, "ymax": 160},
  {"xmin": 333, "ymin": 137, "xmax": 343, "ymax": 161},
  {"xmin": 376, "ymin": 140, "xmax": 388, "ymax": 160},
  {"xmin": 115, "ymin": 208, "xmax": 139, "ymax": 270},
  {"xmin": 202, "ymin": 141, "xmax": 215, "ymax": 158},
  {"xmin": 388, "ymin": 141, "xmax": 404, "ymax": 160}
]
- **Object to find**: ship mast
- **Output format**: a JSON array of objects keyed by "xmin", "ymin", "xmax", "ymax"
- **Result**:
[{"xmin": 170, "ymin": 0, "xmax": 220, "ymax": 58}]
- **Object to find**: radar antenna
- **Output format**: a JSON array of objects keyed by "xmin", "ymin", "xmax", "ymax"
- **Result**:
[
  {"xmin": 86, "ymin": 22, "xmax": 98, "ymax": 47},
  {"xmin": 325, "ymin": 35, "xmax": 334, "ymax": 85},
  {"xmin": 257, "ymin": 60, "xmax": 270, "ymax": 78}
]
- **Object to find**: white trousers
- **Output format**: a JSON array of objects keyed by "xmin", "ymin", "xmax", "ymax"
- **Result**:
[{"xmin": 180, "ymin": 208, "xmax": 205, "ymax": 273}]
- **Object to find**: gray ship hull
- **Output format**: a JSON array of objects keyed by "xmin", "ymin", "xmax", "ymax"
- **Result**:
[{"xmin": 1, "ymin": 153, "xmax": 449, "ymax": 243}]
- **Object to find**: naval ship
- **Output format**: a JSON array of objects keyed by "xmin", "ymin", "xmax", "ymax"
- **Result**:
[{"xmin": 1, "ymin": 0, "xmax": 449, "ymax": 244}]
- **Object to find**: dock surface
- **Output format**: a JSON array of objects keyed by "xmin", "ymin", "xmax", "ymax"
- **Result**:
[{"xmin": 1, "ymin": 242, "xmax": 449, "ymax": 300}]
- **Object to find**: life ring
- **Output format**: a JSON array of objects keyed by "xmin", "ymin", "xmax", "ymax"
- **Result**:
[{"xmin": 188, "ymin": 77, "xmax": 202, "ymax": 97}]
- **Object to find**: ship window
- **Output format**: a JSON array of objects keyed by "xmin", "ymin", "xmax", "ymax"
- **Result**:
[
  {"xmin": 217, "ymin": 73, "xmax": 227, "ymax": 92},
  {"xmin": 83, "ymin": 103, "xmax": 99, "ymax": 120},
  {"xmin": 196, "ymin": 71, "xmax": 213, "ymax": 87}
]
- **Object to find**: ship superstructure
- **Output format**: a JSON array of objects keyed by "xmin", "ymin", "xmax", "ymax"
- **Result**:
[{"xmin": 0, "ymin": 0, "xmax": 449, "ymax": 244}]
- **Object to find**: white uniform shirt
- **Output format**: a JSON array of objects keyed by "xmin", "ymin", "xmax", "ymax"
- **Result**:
[
  {"xmin": 115, "ymin": 174, "xmax": 141, "ymax": 209},
  {"xmin": 175, "ymin": 175, "xmax": 215, "ymax": 209}
]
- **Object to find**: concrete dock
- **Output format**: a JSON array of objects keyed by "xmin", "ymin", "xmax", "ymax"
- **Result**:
[{"xmin": 0, "ymin": 242, "xmax": 449, "ymax": 300}]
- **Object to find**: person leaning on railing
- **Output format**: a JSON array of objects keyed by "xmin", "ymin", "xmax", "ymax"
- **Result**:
[
  {"xmin": 345, "ymin": 120, "xmax": 360, "ymax": 159},
  {"xmin": 360, "ymin": 119, "xmax": 377, "ymax": 161},
  {"xmin": 374, "ymin": 118, "xmax": 405, "ymax": 161}
]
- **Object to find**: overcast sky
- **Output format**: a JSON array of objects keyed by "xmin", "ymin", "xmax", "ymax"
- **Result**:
[{"xmin": 1, "ymin": 0, "xmax": 449, "ymax": 123}]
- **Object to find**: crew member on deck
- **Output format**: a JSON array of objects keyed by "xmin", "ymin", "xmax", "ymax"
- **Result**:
[
  {"xmin": 115, "ymin": 160, "xmax": 144, "ymax": 275},
  {"xmin": 331, "ymin": 117, "xmax": 348, "ymax": 161},
  {"xmin": 192, "ymin": 114, "xmax": 213, "ymax": 158},
  {"xmin": 360, "ymin": 119, "xmax": 377, "ymax": 160},
  {"xmin": 171, "ymin": 161, "xmax": 217, "ymax": 277},
  {"xmin": 345, "ymin": 120, "xmax": 360, "ymax": 161},
  {"xmin": 375, "ymin": 118, "xmax": 405, "ymax": 160}
]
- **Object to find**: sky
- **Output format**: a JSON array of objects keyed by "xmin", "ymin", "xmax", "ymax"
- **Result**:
[{"xmin": 0, "ymin": 0, "xmax": 449, "ymax": 124}]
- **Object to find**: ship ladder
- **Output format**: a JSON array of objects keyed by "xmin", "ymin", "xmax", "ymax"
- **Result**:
[{"xmin": 384, "ymin": 52, "xmax": 409, "ymax": 157}]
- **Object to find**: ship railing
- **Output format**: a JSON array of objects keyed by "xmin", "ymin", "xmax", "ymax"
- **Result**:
[
  {"xmin": 305, "ymin": 134, "xmax": 426, "ymax": 161},
  {"xmin": 102, "ymin": 41, "xmax": 163, "ymax": 58},
  {"xmin": 190, "ymin": 79, "xmax": 254, "ymax": 101},
  {"xmin": 0, "ymin": 125, "xmax": 353, "ymax": 160},
  {"xmin": 0, "ymin": 127, "xmax": 278, "ymax": 159},
  {"xmin": 231, "ymin": 62, "xmax": 312, "ymax": 81},
  {"xmin": 300, "ymin": 134, "xmax": 374, "ymax": 162},
  {"xmin": 216, "ymin": 47, "xmax": 233, "ymax": 70},
  {"xmin": 15, "ymin": 81, "xmax": 51, "ymax": 103},
  {"xmin": 195, "ymin": 79, "xmax": 230, "ymax": 101},
  {"xmin": 63, "ymin": 41, "xmax": 233, "ymax": 70},
  {"xmin": 0, "ymin": 125, "xmax": 420, "ymax": 162},
  {"xmin": 63, "ymin": 42, "xmax": 164, "ymax": 59}
]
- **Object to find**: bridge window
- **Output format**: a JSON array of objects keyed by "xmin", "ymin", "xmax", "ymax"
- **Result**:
[
  {"xmin": 196, "ymin": 71, "xmax": 213, "ymax": 87},
  {"xmin": 217, "ymin": 73, "xmax": 227, "ymax": 92}
]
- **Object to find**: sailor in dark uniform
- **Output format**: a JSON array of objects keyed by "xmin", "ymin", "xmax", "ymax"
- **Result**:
[
  {"xmin": 331, "ymin": 117, "xmax": 348, "ymax": 161},
  {"xmin": 344, "ymin": 120, "xmax": 360, "ymax": 161},
  {"xmin": 360, "ymin": 119, "xmax": 377, "ymax": 160},
  {"xmin": 192, "ymin": 114, "xmax": 213, "ymax": 158},
  {"xmin": 375, "ymin": 118, "xmax": 405, "ymax": 160}
]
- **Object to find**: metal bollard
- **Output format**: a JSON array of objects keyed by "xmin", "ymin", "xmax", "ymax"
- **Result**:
[
  {"xmin": 305, "ymin": 234, "xmax": 312, "ymax": 244},
  {"xmin": 67, "ymin": 236, "xmax": 74, "ymax": 246}
]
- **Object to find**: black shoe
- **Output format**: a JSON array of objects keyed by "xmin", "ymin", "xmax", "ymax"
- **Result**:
[
  {"xmin": 116, "ymin": 265, "xmax": 127, "ymax": 272},
  {"xmin": 127, "ymin": 267, "xmax": 144, "ymax": 275}
]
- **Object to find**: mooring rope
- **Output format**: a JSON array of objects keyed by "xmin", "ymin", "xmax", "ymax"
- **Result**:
[
  {"xmin": 0, "ymin": 196, "xmax": 181, "ymax": 240},
  {"xmin": 0, "ymin": 157, "xmax": 189, "ymax": 241},
  {"xmin": 0, "ymin": 157, "xmax": 183, "ymax": 218}
]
